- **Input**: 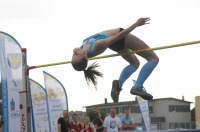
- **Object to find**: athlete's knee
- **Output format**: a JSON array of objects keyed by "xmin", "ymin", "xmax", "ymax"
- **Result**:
[
  {"xmin": 149, "ymin": 56, "xmax": 159, "ymax": 64},
  {"xmin": 153, "ymin": 56, "xmax": 159, "ymax": 63},
  {"xmin": 130, "ymin": 61, "xmax": 140, "ymax": 70}
]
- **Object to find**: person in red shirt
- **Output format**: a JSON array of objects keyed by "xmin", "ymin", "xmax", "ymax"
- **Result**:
[
  {"xmin": 81, "ymin": 116, "xmax": 96, "ymax": 132},
  {"xmin": 69, "ymin": 113, "xmax": 83, "ymax": 132}
]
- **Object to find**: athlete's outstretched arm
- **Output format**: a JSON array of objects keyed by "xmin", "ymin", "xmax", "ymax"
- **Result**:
[
  {"xmin": 92, "ymin": 17, "xmax": 150, "ymax": 56},
  {"xmin": 116, "ymin": 17, "xmax": 150, "ymax": 40}
]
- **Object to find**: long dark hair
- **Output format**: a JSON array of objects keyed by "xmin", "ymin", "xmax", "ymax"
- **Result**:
[{"xmin": 83, "ymin": 61, "xmax": 103, "ymax": 88}]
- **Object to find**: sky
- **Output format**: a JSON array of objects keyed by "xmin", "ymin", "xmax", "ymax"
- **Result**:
[{"xmin": 1, "ymin": 0, "xmax": 200, "ymax": 111}]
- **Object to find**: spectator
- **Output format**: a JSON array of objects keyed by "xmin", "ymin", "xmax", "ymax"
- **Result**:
[
  {"xmin": 121, "ymin": 107, "xmax": 135, "ymax": 131},
  {"xmin": 93, "ymin": 108, "xmax": 104, "ymax": 132},
  {"xmin": 81, "ymin": 116, "xmax": 96, "ymax": 132},
  {"xmin": 69, "ymin": 113, "xmax": 83, "ymax": 132},
  {"xmin": 103, "ymin": 108, "xmax": 122, "ymax": 132},
  {"xmin": 57, "ymin": 110, "xmax": 69, "ymax": 132}
]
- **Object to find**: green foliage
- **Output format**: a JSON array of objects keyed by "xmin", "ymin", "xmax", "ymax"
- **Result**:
[
  {"xmin": 85, "ymin": 109, "xmax": 96, "ymax": 121},
  {"xmin": 100, "ymin": 110, "xmax": 107, "ymax": 117},
  {"xmin": 191, "ymin": 121, "xmax": 196, "ymax": 129}
]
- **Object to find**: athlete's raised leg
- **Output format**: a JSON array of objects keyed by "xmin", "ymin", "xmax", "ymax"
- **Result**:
[{"xmin": 125, "ymin": 34, "xmax": 159, "ymax": 100}]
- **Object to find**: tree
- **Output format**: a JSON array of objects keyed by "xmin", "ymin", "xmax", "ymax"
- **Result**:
[{"xmin": 85, "ymin": 109, "xmax": 96, "ymax": 121}]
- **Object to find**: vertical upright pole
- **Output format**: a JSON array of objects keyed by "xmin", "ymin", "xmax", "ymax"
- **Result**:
[{"xmin": 20, "ymin": 48, "xmax": 32, "ymax": 132}]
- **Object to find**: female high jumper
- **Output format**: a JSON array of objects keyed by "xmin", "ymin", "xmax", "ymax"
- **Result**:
[{"xmin": 71, "ymin": 17, "xmax": 159, "ymax": 102}]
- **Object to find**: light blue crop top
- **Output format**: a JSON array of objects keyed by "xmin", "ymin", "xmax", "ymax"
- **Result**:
[{"xmin": 81, "ymin": 33, "xmax": 108, "ymax": 58}]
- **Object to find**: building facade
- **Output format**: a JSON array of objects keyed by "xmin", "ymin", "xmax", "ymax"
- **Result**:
[
  {"xmin": 195, "ymin": 96, "xmax": 200, "ymax": 129},
  {"xmin": 85, "ymin": 97, "xmax": 192, "ymax": 130}
]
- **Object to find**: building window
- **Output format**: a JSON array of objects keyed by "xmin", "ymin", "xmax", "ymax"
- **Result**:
[
  {"xmin": 151, "ymin": 117, "xmax": 165, "ymax": 123},
  {"xmin": 169, "ymin": 122, "xmax": 190, "ymax": 129},
  {"xmin": 130, "ymin": 106, "xmax": 152, "ymax": 113},
  {"xmin": 174, "ymin": 123, "xmax": 179, "ymax": 129},
  {"xmin": 169, "ymin": 105, "xmax": 190, "ymax": 112},
  {"xmin": 176, "ymin": 105, "xmax": 190, "ymax": 112},
  {"xmin": 169, "ymin": 105, "xmax": 175, "ymax": 112},
  {"xmin": 168, "ymin": 123, "xmax": 173, "ymax": 129},
  {"xmin": 180, "ymin": 123, "xmax": 185, "ymax": 129},
  {"xmin": 186, "ymin": 123, "xmax": 190, "ymax": 129},
  {"xmin": 119, "ymin": 107, "xmax": 123, "ymax": 114},
  {"xmin": 131, "ymin": 106, "xmax": 140, "ymax": 113},
  {"xmin": 149, "ymin": 106, "xmax": 153, "ymax": 113}
]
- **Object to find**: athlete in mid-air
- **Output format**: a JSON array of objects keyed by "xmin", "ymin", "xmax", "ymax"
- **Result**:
[{"xmin": 71, "ymin": 17, "xmax": 159, "ymax": 101}]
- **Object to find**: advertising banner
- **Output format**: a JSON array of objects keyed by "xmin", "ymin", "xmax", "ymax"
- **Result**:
[
  {"xmin": 137, "ymin": 96, "xmax": 151, "ymax": 131},
  {"xmin": 30, "ymin": 79, "xmax": 50, "ymax": 132},
  {"xmin": 0, "ymin": 32, "xmax": 22, "ymax": 132},
  {"xmin": 43, "ymin": 71, "xmax": 68, "ymax": 132}
]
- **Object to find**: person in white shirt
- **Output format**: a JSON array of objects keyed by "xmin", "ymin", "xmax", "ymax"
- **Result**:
[{"xmin": 103, "ymin": 108, "xmax": 122, "ymax": 132}]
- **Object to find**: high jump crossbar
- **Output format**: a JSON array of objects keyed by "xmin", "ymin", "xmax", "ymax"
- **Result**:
[{"xmin": 28, "ymin": 40, "xmax": 200, "ymax": 70}]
